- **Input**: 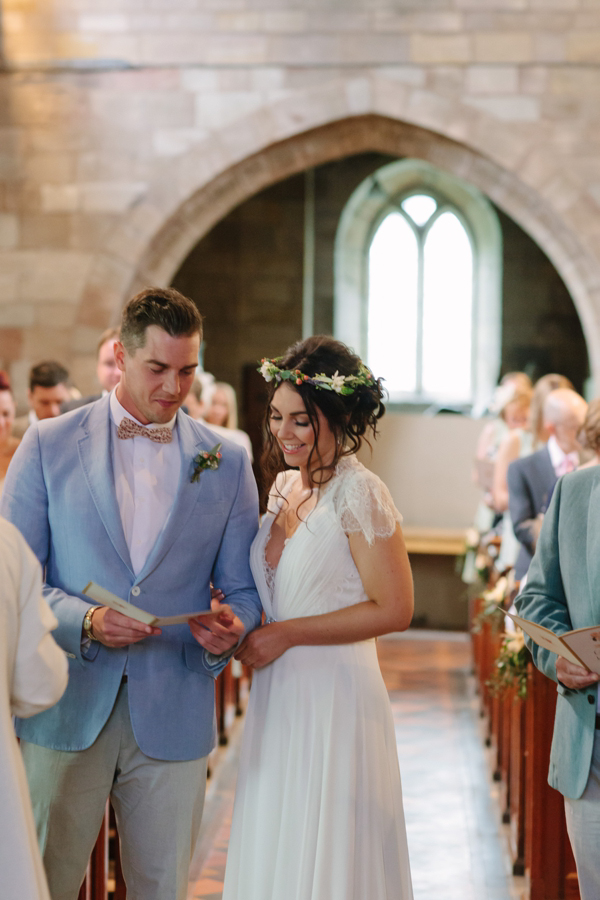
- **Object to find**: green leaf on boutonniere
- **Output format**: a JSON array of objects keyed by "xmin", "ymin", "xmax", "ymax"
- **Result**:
[{"xmin": 191, "ymin": 443, "xmax": 222, "ymax": 483}]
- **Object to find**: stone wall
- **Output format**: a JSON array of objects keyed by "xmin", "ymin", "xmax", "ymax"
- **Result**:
[{"xmin": 0, "ymin": 0, "xmax": 600, "ymax": 403}]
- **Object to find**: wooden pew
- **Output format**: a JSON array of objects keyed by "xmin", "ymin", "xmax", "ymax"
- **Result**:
[{"xmin": 524, "ymin": 663, "xmax": 580, "ymax": 900}]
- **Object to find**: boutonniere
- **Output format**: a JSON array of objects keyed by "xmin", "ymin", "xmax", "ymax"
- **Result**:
[{"xmin": 191, "ymin": 443, "xmax": 222, "ymax": 483}]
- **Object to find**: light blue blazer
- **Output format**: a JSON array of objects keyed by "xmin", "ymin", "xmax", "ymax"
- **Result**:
[
  {"xmin": 515, "ymin": 467, "xmax": 600, "ymax": 799},
  {"xmin": 0, "ymin": 396, "xmax": 262, "ymax": 761}
]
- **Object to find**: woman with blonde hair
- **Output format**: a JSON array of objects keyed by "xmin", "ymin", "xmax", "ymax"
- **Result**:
[{"xmin": 203, "ymin": 381, "xmax": 253, "ymax": 461}]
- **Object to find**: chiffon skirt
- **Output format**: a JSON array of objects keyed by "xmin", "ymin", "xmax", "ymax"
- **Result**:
[{"xmin": 222, "ymin": 640, "xmax": 413, "ymax": 900}]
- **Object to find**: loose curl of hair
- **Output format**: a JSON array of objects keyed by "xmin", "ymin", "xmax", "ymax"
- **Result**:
[{"xmin": 261, "ymin": 336, "xmax": 385, "ymax": 508}]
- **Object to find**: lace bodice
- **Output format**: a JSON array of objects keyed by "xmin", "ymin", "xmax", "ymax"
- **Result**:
[{"xmin": 252, "ymin": 455, "xmax": 402, "ymax": 617}]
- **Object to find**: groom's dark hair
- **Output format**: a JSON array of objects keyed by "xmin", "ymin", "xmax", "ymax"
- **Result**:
[{"xmin": 120, "ymin": 287, "xmax": 203, "ymax": 353}]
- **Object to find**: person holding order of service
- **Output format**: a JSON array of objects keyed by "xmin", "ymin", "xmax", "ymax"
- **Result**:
[
  {"xmin": 0, "ymin": 287, "xmax": 262, "ymax": 900},
  {"xmin": 0, "ymin": 516, "xmax": 68, "ymax": 900},
  {"xmin": 515, "ymin": 462, "xmax": 600, "ymax": 900}
]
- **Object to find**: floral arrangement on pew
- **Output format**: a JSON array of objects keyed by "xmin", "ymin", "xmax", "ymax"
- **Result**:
[
  {"xmin": 487, "ymin": 629, "xmax": 530, "ymax": 700},
  {"xmin": 472, "ymin": 573, "xmax": 513, "ymax": 634}
]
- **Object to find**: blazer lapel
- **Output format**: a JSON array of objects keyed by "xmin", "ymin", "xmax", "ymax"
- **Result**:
[
  {"xmin": 586, "ymin": 474, "xmax": 600, "ymax": 622},
  {"xmin": 77, "ymin": 397, "xmax": 134, "ymax": 575},
  {"xmin": 539, "ymin": 446, "xmax": 558, "ymax": 512},
  {"xmin": 136, "ymin": 411, "xmax": 209, "ymax": 582}
]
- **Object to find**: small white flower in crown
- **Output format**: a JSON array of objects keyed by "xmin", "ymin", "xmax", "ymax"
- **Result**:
[{"xmin": 257, "ymin": 358, "xmax": 375, "ymax": 396}]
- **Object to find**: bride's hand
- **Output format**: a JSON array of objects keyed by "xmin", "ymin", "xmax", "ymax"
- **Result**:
[{"xmin": 235, "ymin": 621, "xmax": 291, "ymax": 669}]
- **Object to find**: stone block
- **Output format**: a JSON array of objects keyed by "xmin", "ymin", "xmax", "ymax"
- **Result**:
[
  {"xmin": 0, "ymin": 273, "xmax": 19, "ymax": 304},
  {"xmin": 180, "ymin": 70, "xmax": 220, "ymax": 92},
  {"xmin": 80, "ymin": 182, "xmax": 148, "ymax": 213},
  {"xmin": 375, "ymin": 11, "xmax": 463, "ymax": 32},
  {"xmin": 263, "ymin": 11, "xmax": 307, "ymax": 32},
  {"xmin": 20, "ymin": 214, "xmax": 71, "ymax": 249},
  {"xmin": 473, "ymin": 32, "xmax": 533, "ymax": 63},
  {"xmin": 195, "ymin": 91, "xmax": 263, "ymax": 130},
  {"xmin": 153, "ymin": 127, "xmax": 209, "ymax": 157},
  {"xmin": 19, "ymin": 250, "xmax": 92, "ymax": 303},
  {"xmin": 41, "ymin": 184, "xmax": 79, "ymax": 213},
  {"xmin": 566, "ymin": 33, "xmax": 600, "ymax": 63},
  {"xmin": 214, "ymin": 12, "xmax": 261, "ymax": 32},
  {"xmin": 520, "ymin": 66, "xmax": 548, "ymax": 94},
  {"xmin": 205, "ymin": 34, "xmax": 269, "ymax": 65},
  {"xmin": 0, "ymin": 215, "xmax": 19, "ymax": 250},
  {"xmin": 90, "ymin": 90, "xmax": 195, "ymax": 131},
  {"xmin": 340, "ymin": 34, "xmax": 410, "ymax": 64},
  {"xmin": 345, "ymin": 78, "xmax": 373, "ymax": 115},
  {"xmin": 34, "ymin": 302, "xmax": 77, "ymax": 329},
  {"xmin": 309, "ymin": 12, "xmax": 370, "ymax": 32},
  {"xmin": 466, "ymin": 65, "xmax": 518, "ymax": 93},
  {"xmin": 0, "ymin": 304, "xmax": 35, "ymax": 327},
  {"xmin": 78, "ymin": 13, "xmax": 128, "ymax": 32},
  {"xmin": 465, "ymin": 95, "xmax": 541, "ymax": 121},
  {"xmin": 410, "ymin": 34, "xmax": 471, "ymax": 64},
  {"xmin": 26, "ymin": 153, "xmax": 76, "ymax": 183},
  {"xmin": 0, "ymin": 330, "xmax": 23, "ymax": 369},
  {"xmin": 378, "ymin": 66, "xmax": 426, "ymax": 87}
]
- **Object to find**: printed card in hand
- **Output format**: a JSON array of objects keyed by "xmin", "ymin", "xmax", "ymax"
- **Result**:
[
  {"xmin": 83, "ymin": 582, "xmax": 229, "ymax": 626},
  {"xmin": 501, "ymin": 607, "xmax": 600, "ymax": 675}
]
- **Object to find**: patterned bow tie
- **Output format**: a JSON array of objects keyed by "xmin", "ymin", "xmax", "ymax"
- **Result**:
[{"xmin": 117, "ymin": 417, "xmax": 172, "ymax": 444}]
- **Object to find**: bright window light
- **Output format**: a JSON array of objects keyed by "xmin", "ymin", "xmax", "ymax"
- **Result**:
[
  {"xmin": 401, "ymin": 194, "xmax": 437, "ymax": 227},
  {"xmin": 368, "ymin": 213, "xmax": 418, "ymax": 394},
  {"xmin": 422, "ymin": 212, "xmax": 473, "ymax": 401}
]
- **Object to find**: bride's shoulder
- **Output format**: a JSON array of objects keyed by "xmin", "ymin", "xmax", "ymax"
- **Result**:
[{"xmin": 331, "ymin": 455, "xmax": 402, "ymax": 544}]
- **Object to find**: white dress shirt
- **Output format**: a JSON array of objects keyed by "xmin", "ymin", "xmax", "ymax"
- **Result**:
[
  {"xmin": 547, "ymin": 435, "xmax": 579, "ymax": 478},
  {"xmin": 110, "ymin": 391, "xmax": 181, "ymax": 576}
]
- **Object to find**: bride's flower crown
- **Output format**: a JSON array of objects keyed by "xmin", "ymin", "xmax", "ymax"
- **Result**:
[{"xmin": 258, "ymin": 357, "xmax": 375, "ymax": 396}]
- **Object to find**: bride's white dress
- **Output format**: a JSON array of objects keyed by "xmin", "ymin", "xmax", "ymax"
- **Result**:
[{"xmin": 222, "ymin": 455, "xmax": 413, "ymax": 900}]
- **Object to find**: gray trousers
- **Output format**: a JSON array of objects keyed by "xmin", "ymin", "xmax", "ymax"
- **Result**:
[
  {"xmin": 565, "ymin": 731, "xmax": 600, "ymax": 900},
  {"xmin": 21, "ymin": 682, "xmax": 207, "ymax": 900}
]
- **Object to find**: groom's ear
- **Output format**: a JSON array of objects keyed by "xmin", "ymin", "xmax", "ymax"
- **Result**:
[{"xmin": 114, "ymin": 341, "xmax": 127, "ymax": 373}]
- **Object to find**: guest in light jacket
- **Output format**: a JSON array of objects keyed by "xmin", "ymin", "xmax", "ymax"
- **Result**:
[{"xmin": 0, "ymin": 516, "xmax": 68, "ymax": 900}]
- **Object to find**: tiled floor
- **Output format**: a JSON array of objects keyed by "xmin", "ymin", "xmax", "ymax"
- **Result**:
[{"xmin": 188, "ymin": 631, "xmax": 524, "ymax": 900}]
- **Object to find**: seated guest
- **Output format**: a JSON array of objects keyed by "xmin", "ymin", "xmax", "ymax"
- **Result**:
[
  {"xmin": 0, "ymin": 372, "xmax": 19, "ymax": 497},
  {"xmin": 508, "ymin": 388, "xmax": 587, "ymax": 581},
  {"xmin": 0, "ymin": 516, "xmax": 68, "ymax": 900},
  {"xmin": 62, "ymin": 327, "xmax": 121, "ymax": 412},
  {"xmin": 474, "ymin": 376, "xmax": 532, "ymax": 517},
  {"xmin": 492, "ymin": 373, "xmax": 573, "ymax": 514},
  {"xmin": 12, "ymin": 361, "xmax": 70, "ymax": 438}
]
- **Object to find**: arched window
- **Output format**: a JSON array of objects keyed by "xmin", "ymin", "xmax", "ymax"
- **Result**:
[{"xmin": 335, "ymin": 160, "xmax": 502, "ymax": 411}]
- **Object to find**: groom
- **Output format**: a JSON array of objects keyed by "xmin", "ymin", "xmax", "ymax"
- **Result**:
[{"xmin": 0, "ymin": 287, "xmax": 262, "ymax": 900}]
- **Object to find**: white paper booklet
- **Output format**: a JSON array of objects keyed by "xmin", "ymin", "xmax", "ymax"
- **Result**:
[
  {"xmin": 83, "ymin": 581, "xmax": 224, "ymax": 627},
  {"xmin": 502, "ymin": 607, "xmax": 600, "ymax": 675}
]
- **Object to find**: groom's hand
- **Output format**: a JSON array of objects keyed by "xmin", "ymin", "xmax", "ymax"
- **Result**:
[
  {"xmin": 189, "ymin": 599, "xmax": 245, "ymax": 655},
  {"xmin": 90, "ymin": 607, "xmax": 162, "ymax": 647}
]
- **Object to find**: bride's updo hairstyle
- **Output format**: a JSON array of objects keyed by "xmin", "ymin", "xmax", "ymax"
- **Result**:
[{"xmin": 261, "ymin": 335, "xmax": 385, "ymax": 497}]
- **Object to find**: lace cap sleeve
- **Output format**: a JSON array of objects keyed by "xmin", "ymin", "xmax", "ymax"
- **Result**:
[{"xmin": 336, "ymin": 465, "xmax": 402, "ymax": 546}]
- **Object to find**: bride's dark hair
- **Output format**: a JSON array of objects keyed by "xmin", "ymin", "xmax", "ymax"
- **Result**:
[{"xmin": 261, "ymin": 335, "xmax": 385, "ymax": 504}]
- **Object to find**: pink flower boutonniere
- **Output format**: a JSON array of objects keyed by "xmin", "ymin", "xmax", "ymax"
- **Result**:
[{"xmin": 191, "ymin": 443, "xmax": 222, "ymax": 483}]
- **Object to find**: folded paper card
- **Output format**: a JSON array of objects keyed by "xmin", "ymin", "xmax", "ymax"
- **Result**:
[
  {"xmin": 83, "ymin": 582, "xmax": 228, "ymax": 627},
  {"xmin": 501, "ymin": 607, "xmax": 600, "ymax": 675}
]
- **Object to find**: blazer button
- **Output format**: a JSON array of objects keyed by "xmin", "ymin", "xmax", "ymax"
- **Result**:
[
  {"xmin": 131, "ymin": 586, "xmax": 141, "ymax": 597},
  {"xmin": 588, "ymin": 694, "xmax": 595, "ymax": 704}
]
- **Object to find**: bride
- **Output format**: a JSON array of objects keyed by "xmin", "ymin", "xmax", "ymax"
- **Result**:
[{"xmin": 222, "ymin": 336, "xmax": 414, "ymax": 900}]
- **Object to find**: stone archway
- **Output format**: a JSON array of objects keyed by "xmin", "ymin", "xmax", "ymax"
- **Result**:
[{"xmin": 79, "ymin": 97, "xmax": 600, "ymax": 383}]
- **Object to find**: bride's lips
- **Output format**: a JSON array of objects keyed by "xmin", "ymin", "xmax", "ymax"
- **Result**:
[{"xmin": 280, "ymin": 442, "xmax": 305, "ymax": 455}]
